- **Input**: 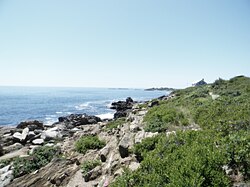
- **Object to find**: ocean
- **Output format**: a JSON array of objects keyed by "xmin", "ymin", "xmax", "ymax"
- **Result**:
[{"xmin": 0, "ymin": 86, "xmax": 168, "ymax": 126}]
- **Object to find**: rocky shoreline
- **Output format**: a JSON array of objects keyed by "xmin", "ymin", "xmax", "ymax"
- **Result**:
[{"xmin": 0, "ymin": 96, "xmax": 168, "ymax": 187}]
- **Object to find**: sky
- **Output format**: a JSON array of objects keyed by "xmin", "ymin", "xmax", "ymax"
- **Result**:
[{"xmin": 0, "ymin": 0, "xmax": 249, "ymax": 88}]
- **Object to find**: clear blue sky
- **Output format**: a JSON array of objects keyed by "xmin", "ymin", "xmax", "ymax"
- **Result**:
[{"xmin": 0, "ymin": 0, "xmax": 249, "ymax": 88}]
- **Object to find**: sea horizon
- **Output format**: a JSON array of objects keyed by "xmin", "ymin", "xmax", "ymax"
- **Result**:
[{"xmin": 0, "ymin": 86, "xmax": 168, "ymax": 126}]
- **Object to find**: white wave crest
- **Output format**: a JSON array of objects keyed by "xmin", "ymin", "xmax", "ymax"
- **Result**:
[{"xmin": 96, "ymin": 113, "xmax": 114, "ymax": 120}]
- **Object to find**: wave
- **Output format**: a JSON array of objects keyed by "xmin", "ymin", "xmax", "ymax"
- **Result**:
[{"xmin": 96, "ymin": 113, "xmax": 114, "ymax": 120}]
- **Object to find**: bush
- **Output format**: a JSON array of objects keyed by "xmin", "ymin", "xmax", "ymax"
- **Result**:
[
  {"xmin": 111, "ymin": 131, "xmax": 231, "ymax": 187},
  {"xmin": 81, "ymin": 159, "xmax": 101, "ymax": 176},
  {"xmin": 144, "ymin": 105, "xmax": 189, "ymax": 132},
  {"xmin": 13, "ymin": 146, "xmax": 60, "ymax": 178},
  {"xmin": 75, "ymin": 135, "xmax": 105, "ymax": 154},
  {"xmin": 105, "ymin": 117, "xmax": 126, "ymax": 131}
]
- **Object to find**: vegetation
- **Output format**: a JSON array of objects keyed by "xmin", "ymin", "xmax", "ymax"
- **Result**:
[
  {"xmin": 81, "ymin": 159, "xmax": 101, "ymax": 175},
  {"xmin": 75, "ymin": 135, "xmax": 106, "ymax": 154},
  {"xmin": 13, "ymin": 146, "xmax": 60, "ymax": 178},
  {"xmin": 0, "ymin": 159, "xmax": 11, "ymax": 169},
  {"xmin": 105, "ymin": 117, "xmax": 126, "ymax": 131},
  {"xmin": 111, "ymin": 76, "xmax": 250, "ymax": 186}
]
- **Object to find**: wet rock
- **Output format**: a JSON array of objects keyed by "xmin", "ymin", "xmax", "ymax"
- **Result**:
[
  {"xmin": 17, "ymin": 120, "xmax": 44, "ymax": 131},
  {"xmin": 111, "ymin": 97, "xmax": 134, "ymax": 119},
  {"xmin": 58, "ymin": 114, "xmax": 101, "ymax": 128}
]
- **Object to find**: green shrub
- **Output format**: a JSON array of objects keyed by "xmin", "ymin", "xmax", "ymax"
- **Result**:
[
  {"xmin": 81, "ymin": 159, "xmax": 101, "ymax": 175},
  {"xmin": 13, "ymin": 146, "xmax": 60, "ymax": 178},
  {"xmin": 133, "ymin": 134, "xmax": 163, "ymax": 162},
  {"xmin": 144, "ymin": 105, "xmax": 189, "ymax": 132},
  {"xmin": 105, "ymin": 117, "xmax": 126, "ymax": 131},
  {"xmin": 75, "ymin": 135, "xmax": 105, "ymax": 154},
  {"xmin": 0, "ymin": 159, "xmax": 11, "ymax": 169},
  {"xmin": 111, "ymin": 131, "xmax": 231, "ymax": 187}
]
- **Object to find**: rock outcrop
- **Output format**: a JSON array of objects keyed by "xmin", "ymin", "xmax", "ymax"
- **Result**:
[
  {"xmin": 58, "ymin": 114, "xmax": 102, "ymax": 128},
  {"xmin": 110, "ymin": 97, "xmax": 134, "ymax": 119},
  {"xmin": 17, "ymin": 120, "xmax": 44, "ymax": 131}
]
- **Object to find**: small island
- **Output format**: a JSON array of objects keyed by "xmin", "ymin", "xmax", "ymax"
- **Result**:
[{"xmin": 144, "ymin": 87, "xmax": 175, "ymax": 91}]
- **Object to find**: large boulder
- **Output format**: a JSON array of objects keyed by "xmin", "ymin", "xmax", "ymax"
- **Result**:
[
  {"xmin": 118, "ymin": 133, "xmax": 133, "ymax": 158},
  {"xmin": 58, "ymin": 114, "xmax": 101, "ymax": 128},
  {"xmin": 17, "ymin": 120, "xmax": 44, "ymax": 131},
  {"xmin": 111, "ymin": 97, "xmax": 134, "ymax": 119}
]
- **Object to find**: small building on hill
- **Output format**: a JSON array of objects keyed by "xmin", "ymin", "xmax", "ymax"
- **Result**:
[{"xmin": 192, "ymin": 79, "xmax": 207, "ymax": 87}]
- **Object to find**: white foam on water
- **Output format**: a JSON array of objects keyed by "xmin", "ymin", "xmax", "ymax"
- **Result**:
[{"xmin": 96, "ymin": 113, "xmax": 114, "ymax": 120}]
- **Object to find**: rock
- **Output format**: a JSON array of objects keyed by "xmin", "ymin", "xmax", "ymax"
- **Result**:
[
  {"xmin": 114, "ymin": 168, "xmax": 123, "ymax": 178},
  {"xmin": 114, "ymin": 111, "xmax": 127, "ymax": 119},
  {"xmin": 129, "ymin": 162, "xmax": 140, "ymax": 171},
  {"xmin": 3, "ymin": 143, "xmax": 23, "ymax": 154},
  {"xmin": 118, "ymin": 133, "xmax": 133, "ymax": 158},
  {"xmin": 7, "ymin": 158, "xmax": 78, "ymax": 187},
  {"xmin": 84, "ymin": 166, "xmax": 102, "ymax": 182},
  {"xmin": 135, "ymin": 131, "xmax": 145, "ymax": 144},
  {"xmin": 145, "ymin": 132, "xmax": 158, "ymax": 139},
  {"xmin": 0, "ymin": 170, "xmax": 13, "ymax": 187},
  {"xmin": 126, "ymin": 97, "xmax": 133, "ymax": 103},
  {"xmin": 100, "ymin": 147, "xmax": 109, "ymax": 162},
  {"xmin": 0, "ymin": 165, "xmax": 11, "ymax": 175},
  {"xmin": 12, "ymin": 132, "xmax": 22, "ymax": 143},
  {"xmin": 148, "ymin": 100, "xmax": 159, "ymax": 107},
  {"xmin": 58, "ymin": 114, "xmax": 101, "ymax": 128},
  {"xmin": 27, "ymin": 131, "xmax": 36, "ymax": 141},
  {"xmin": 0, "ymin": 144, "xmax": 3, "ymax": 156},
  {"xmin": 21, "ymin": 127, "xmax": 29, "ymax": 142},
  {"xmin": 32, "ymin": 139, "xmax": 44, "ymax": 145},
  {"xmin": 110, "ymin": 97, "xmax": 134, "ymax": 119},
  {"xmin": 17, "ymin": 120, "xmax": 44, "ymax": 131},
  {"xmin": 41, "ymin": 127, "xmax": 62, "ymax": 141},
  {"xmin": 130, "ymin": 124, "xmax": 140, "ymax": 132}
]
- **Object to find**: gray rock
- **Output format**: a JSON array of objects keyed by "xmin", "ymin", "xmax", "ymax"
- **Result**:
[
  {"xmin": 41, "ymin": 130, "xmax": 61, "ymax": 141},
  {"xmin": 134, "ymin": 131, "xmax": 145, "ymax": 144},
  {"xmin": 118, "ymin": 133, "xmax": 133, "ymax": 158},
  {"xmin": 129, "ymin": 162, "xmax": 140, "ymax": 171},
  {"xmin": 0, "ymin": 170, "xmax": 13, "ymax": 187},
  {"xmin": 12, "ymin": 132, "xmax": 22, "ymax": 142},
  {"xmin": 0, "ymin": 165, "xmax": 11, "ymax": 175},
  {"xmin": 21, "ymin": 127, "xmax": 29, "ymax": 142},
  {"xmin": 3, "ymin": 143, "xmax": 23, "ymax": 154},
  {"xmin": 32, "ymin": 139, "xmax": 44, "ymax": 145},
  {"xmin": 84, "ymin": 166, "xmax": 102, "ymax": 182},
  {"xmin": 100, "ymin": 147, "xmax": 109, "ymax": 162},
  {"xmin": 129, "ymin": 124, "xmax": 140, "ymax": 132}
]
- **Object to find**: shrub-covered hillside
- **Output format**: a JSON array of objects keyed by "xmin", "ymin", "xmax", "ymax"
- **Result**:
[{"xmin": 111, "ymin": 76, "xmax": 250, "ymax": 187}]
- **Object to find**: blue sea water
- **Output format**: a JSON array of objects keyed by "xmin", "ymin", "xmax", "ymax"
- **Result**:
[{"xmin": 0, "ymin": 86, "xmax": 168, "ymax": 126}]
